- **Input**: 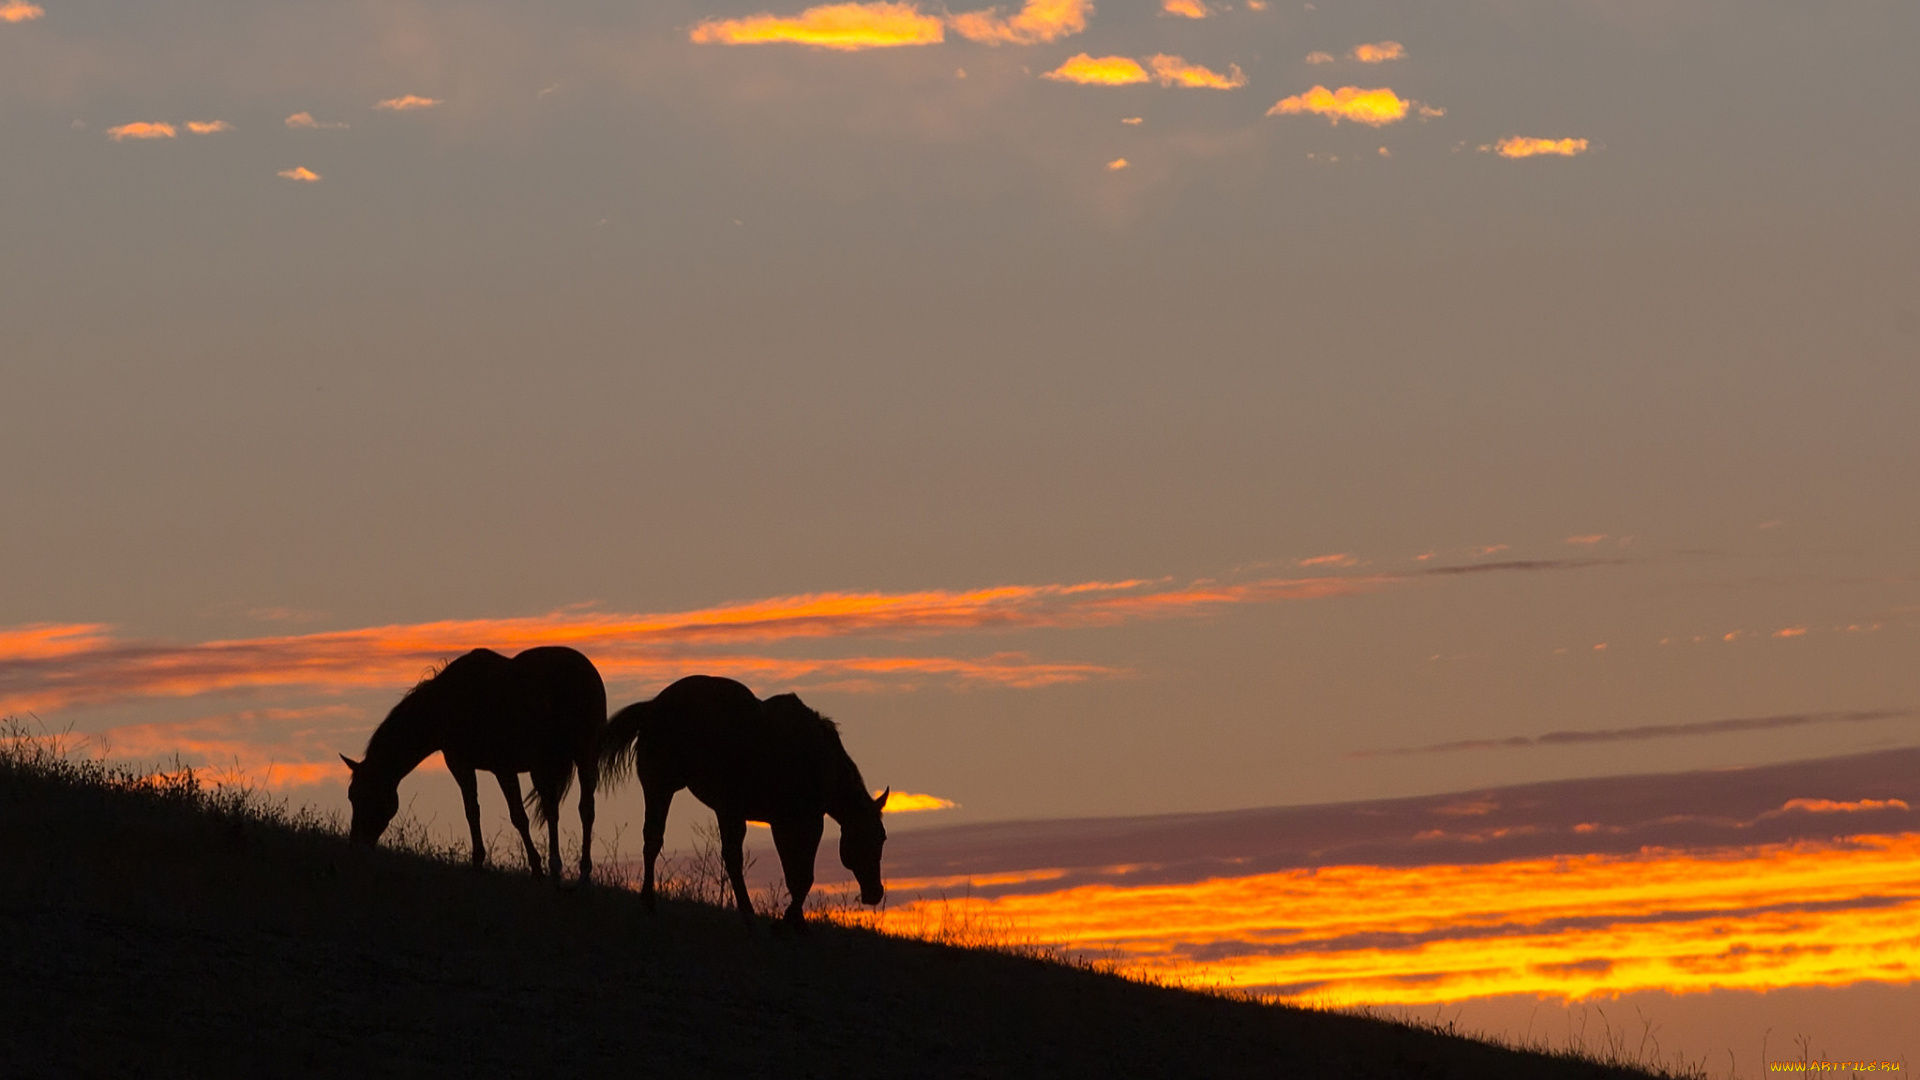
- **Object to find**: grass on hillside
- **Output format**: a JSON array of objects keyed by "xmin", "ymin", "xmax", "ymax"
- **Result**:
[{"xmin": 1, "ymin": 717, "xmax": 1710, "ymax": 1079}]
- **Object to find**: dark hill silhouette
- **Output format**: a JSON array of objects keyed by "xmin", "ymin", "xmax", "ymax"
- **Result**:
[
  {"xmin": 341, "ymin": 645, "xmax": 605, "ymax": 882},
  {"xmin": 598, "ymin": 675, "xmax": 888, "ymax": 927},
  {"xmin": 0, "ymin": 727, "xmax": 1694, "ymax": 1079}
]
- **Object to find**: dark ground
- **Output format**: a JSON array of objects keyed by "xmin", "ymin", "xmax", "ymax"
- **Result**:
[{"xmin": 0, "ymin": 750, "xmax": 1687, "ymax": 1079}]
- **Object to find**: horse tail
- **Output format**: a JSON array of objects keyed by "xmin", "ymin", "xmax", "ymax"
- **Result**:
[
  {"xmin": 526, "ymin": 769, "xmax": 574, "ymax": 829},
  {"xmin": 596, "ymin": 699, "xmax": 654, "ymax": 791}
]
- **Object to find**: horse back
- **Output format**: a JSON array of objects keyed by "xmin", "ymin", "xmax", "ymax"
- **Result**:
[{"xmin": 644, "ymin": 677, "xmax": 839, "ymax": 822}]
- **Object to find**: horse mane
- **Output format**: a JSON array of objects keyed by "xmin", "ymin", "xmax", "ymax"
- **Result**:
[
  {"xmin": 763, "ymin": 692, "xmax": 838, "ymax": 736},
  {"xmin": 764, "ymin": 693, "xmax": 877, "ymax": 820}
]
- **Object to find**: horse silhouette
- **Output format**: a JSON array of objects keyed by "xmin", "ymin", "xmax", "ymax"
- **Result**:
[
  {"xmin": 599, "ymin": 675, "xmax": 888, "ymax": 927},
  {"xmin": 341, "ymin": 646, "xmax": 606, "ymax": 883}
]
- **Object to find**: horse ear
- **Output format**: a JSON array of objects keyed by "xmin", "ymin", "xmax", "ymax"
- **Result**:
[
  {"xmin": 874, "ymin": 787, "xmax": 890, "ymax": 811},
  {"xmin": 339, "ymin": 754, "xmax": 361, "ymax": 773}
]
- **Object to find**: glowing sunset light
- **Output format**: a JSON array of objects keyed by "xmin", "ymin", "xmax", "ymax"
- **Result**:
[
  {"xmin": 1043, "ymin": 54, "xmax": 1149, "ymax": 86},
  {"xmin": 1490, "ymin": 136, "xmax": 1589, "ymax": 158},
  {"xmin": 1147, "ymin": 54, "xmax": 1246, "ymax": 89},
  {"xmin": 880, "ymin": 791, "xmax": 958, "ymax": 812},
  {"xmin": 948, "ymin": 0, "xmax": 1091, "ymax": 45},
  {"xmin": 1267, "ymin": 86, "xmax": 1413, "ymax": 126},
  {"xmin": 692, "ymin": 2, "xmax": 945, "ymax": 49},
  {"xmin": 106, "ymin": 122, "xmax": 176, "ymax": 141},
  {"xmin": 861, "ymin": 833, "xmax": 1920, "ymax": 1005},
  {"xmin": 1161, "ymin": 0, "xmax": 1209, "ymax": 18},
  {"xmin": 0, "ymin": 0, "xmax": 43, "ymax": 22}
]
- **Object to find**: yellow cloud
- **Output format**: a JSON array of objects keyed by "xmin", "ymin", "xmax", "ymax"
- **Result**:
[
  {"xmin": 949, "ymin": 0, "xmax": 1091, "ymax": 44},
  {"xmin": 692, "ymin": 2, "xmax": 946, "ymax": 49},
  {"xmin": 0, "ymin": 0, "xmax": 43, "ymax": 22},
  {"xmin": 1107, "ymin": 158, "xmax": 1129, "ymax": 170},
  {"xmin": 1148, "ymin": 54, "xmax": 1246, "ymax": 89},
  {"xmin": 1304, "ymin": 50, "xmax": 1334, "ymax": 64},
  {"xmin": 1351, "ymin": 40, "xmax": 1404, "ymax": 63},
  {"xmin": 1267, "ymin": 85, "xmax": 1411, "ymax": 126},
  {"xmin": 106, "ymin": 122, "xmax": 176, "ymax": 141},
  {"xmin": 185, "ymin": 120, "xmax": 232, "ymax": 135},
  {"xmin": 1488, "ymin": 135, "xmax": 1589, "ymax": 158},
  {"xmin": 1161, "ymin": 0, "xmax": 1209, "ymax": 18},
  {"xmin": 880, "ymin": 791, "xmax": 958, "ymax": 812},
  {"xmin": 1042, "ymin": 54, "xmax": 1149, "ymax": 85},
  {"xmin": 375, "ymin": 95, "xmax": 443, "ymax": 111},
  {"xmin": 277, "ymin": 166, "xmax": 322, "ymax": 182},
  {"xmin": 285, "ymin": 112, "xmax": 348, "ymax": 130}
]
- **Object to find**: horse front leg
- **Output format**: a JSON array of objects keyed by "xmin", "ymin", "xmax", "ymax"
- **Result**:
[
  {"xmin": 532, "ymin": 768, "xmax": 563, "ymax": 885},
  {"xmin": 494, "ymin": 771, "xmax": 544, "ymax": 878},
  {"xmin": 574, "ymin": 757, "xmax": 597, "ymax": 884},
  {"xmin": 451, "ymin": 762, "xmax": 486, "ymax": 869},
  {"xmin": 718, "ymin": 814, "xmax": 755, "ymax": 926},
  {"xmin": 770, "ymin": 816, "xmax": 824, "ymax": 931}
]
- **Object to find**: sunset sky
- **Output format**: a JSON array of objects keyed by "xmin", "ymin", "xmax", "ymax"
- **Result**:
[{"xmin": 3, "ymin": 0, "xmax": 1917, "ymax": 1071}]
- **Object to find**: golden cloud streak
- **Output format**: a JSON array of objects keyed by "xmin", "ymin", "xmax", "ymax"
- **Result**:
[
  {"xmin": 1351, "ymin": 40, "xmax": 1404, "ymax": 63},
  {"xmin": 859, "ymin": 834, "xmax": 1920, "ymax": 1005},
  {"xmin": 106, "ymin": 122, "xmax": 177, "ymax": 141},
  {"xmin": 185, "ymin": 120, "xmax": 232, "ymax": 134},
  {"xmin": 1161, "ymin": 0, "xmax": 1209, "ymax": 18},
  {"xmin": 277, "ymin": 166, "xmax": 321, "ymax": 182},
  {"xmin": 1148, "ymin": 54, "xmax": 1246, "ymax": 89},
  {"xmin": 949, "ymin": 0, "xmax": 1091, "ymax": 45},
  {"xmin": 1267, "ymin": 86, "xmax": 1412, "ymax": 126},
  {"xmin": 0, "ymin": 0, "xmax": 43, "ymax": 23},
  {"xmin": 375, "ymin": 95, "xmax": 443, "ymax": 111},
  {"xmin": 1489, "ymin": 136, "xmax": 1589, "ymax": 158},
  {"xmin": 285, "ymin": 112, "xmax": 348, "ymax": 130},
  {"xmin": 882, "ymin": 791, "xmax": 958, "ymax": 812},
  {"xmin": 692, "ymin": 2, "xmax": 945, "ymax": 50},
  {"xmin": 1042, "ymin": 54, "xmax": 1148, "ymax": 85}
]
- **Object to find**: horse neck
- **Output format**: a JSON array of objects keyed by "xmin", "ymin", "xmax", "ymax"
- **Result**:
[
  {"xmin": 364, "ymin": 695, "xmax": 445, "ymax": 782},
  {"xmin": 823, "ymin": 753, "xmax": 874, "ymax": 826}
]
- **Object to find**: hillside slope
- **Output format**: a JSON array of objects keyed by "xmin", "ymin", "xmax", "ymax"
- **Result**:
[{"xmin": 0, "ymin": 749, "xmax": 1682, "ymax": 1079}]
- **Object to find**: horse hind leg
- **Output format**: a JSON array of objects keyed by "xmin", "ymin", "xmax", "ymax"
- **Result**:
[
  {"xmin": 640, "ymin": 784, "xmax": 674, "ymax": 913},
  {"xmin": 532, "ymin": 768, "xmax": 564, "ymax": 884},
  {"xmin": 574, "ymin": 756, "xmax": 597, "ymax": 884},
  {"xmin": 452, "ymin": 763, "xmax": 487, "ymax": 869},
  {"xmin": 495, "ymin": 771, "xmax": 544, "ymax": 878}
]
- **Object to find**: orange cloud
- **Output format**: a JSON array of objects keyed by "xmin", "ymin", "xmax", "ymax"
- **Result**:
[
  {"xmin": 692, "ymin": 2, "xmax": 945, "ymax": 49},
  {"xmin": 1107, "ymin": 158, "xmax": 1129, "ymax": 170},
  {"xmin": 1774, "ymin": 626, "xmax": 1809, "ymax": 638},
  {"xmin": 855, "ymin": 833, "xmax": 1920, "ymax": 1004},
  {"xmin": 375, "ymin": 95, "xmax": 443, "ymax": 111},
  {"xmin": 1147, "ymin": 54, "xmax": 1246, "ymax": 89},
  {"xmin": 93, "ymin": 706, "xmax": 365, "ymax": 790},
  {"xmin": 1120, "ymin": 116, "xmax": 1143, "ymax": 125},
  {"xmin": 185, "ymin": 120, "xmax": 232, "ymax": 135},
  {"xmin": 1267, "ymin": 86, "xmax": 1413, "ymax": 126},
  {"xmin": 1297, "ymin": 553, "xmax": 1356, "ymax": 568},
  {"xmin": 1161, "ymin": 0, "xmax": 1209, "ymax": 17},
  {"xmin": 285, "ymin": 112, "xmax": 349, "ymax": 130},
  {"xmin": 106, "ymin": 122, "xmax": 176, "ymax": 141},
  {"xmin": 1, "ymin": 0, "xmax": 44, "ymax": 22},
  {"xmin": 1488, "ymin": 136, "xmax": 1589, "ymax": 158},
  {"xmin": 1304, "ymin": 50, "xmax": 1334, "ymax": 64},
  {"xmin": 882, "ymin": 791, "xmax": 958, "ymax": 812},
  {"xmin": 277, "ymin": 166, "xmax": 321, "ymax": 182},
  {"xmin": 1351, "ymin": 40, "xmax": 1404, "ymax": 63},
  {"xmin": 1042, "ymin": 54, "xmax": 1149, "ymax": 85},
  {"xmin": 949, "ymin": 0, "xmax": 1091, "ymax": 45},
  {"xmin": 1779, "ymin": 798, "xmax": 1910, "ymax": 815}
]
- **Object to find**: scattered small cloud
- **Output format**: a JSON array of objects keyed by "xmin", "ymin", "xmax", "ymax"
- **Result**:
[
  {"xmin": 1476, "ymin": 544, "xmax": 1511, "ymax": 556},
  {"xmin": 277, "ymin": 166, "xmax": 322, "ymax": 182},
  {"xmin": 185, "ymin": 120, "xmax": 232, "ymax": 135},
  {"xmin": 883, "ymin": 791, "xmax": 959, "ymax": 812},
  {"xmin": 1267, "ymin": 85, "xmax": 1423, "ymax": 126},
  {"xmin": 1351, "ymin": 709, "xmax": 1913, "ymax": 757},
  {"xmin": 1774, "ymin": 626, "xmax": 1809, "ymax": 639},
  {"xmin": 1121, "ymin": 116, "xmax": 1143, "ymax": 125},
  {"xmin": 537, "ymin": 83, "xmax": 561, "ymax": 98},
  {"xmin": 1043, "ymin": 53, "xmax": 1149, "ymax": 85},
  {"xmin": 1244, "ymin": 0, "xmax": 1266, "ymax": 8},
  {"xmin": 1377, "ymin": 146, "xmax": 1390, "ymax": 157},
  {"xmin": 0, "ymin": 0, "xmax": 43, "ymax": 22},
  {"xmin": 285, "ymin": 112, "xmax": 348, "ymax": 130},
  {"xmin": 1161, "ymin": 0, "xmax": 1209, "ymax": 17},
  {"xmin": 1351, "ymin": 40, "xmax": 1404, "ymax": 63},
  {"xmin": 1107, "ymin": 158, "xmax": 1129, "ymax": 170},
  {"xmin": 106, "ymin": 122, "xmax": 176, "ymax": 141},
  {"xmin": 1565, "ymin": 534, "xmax": 1608, "ymax": 546},
  {"xmin": 375, "ymin": 95, "xmax": 444, "ymax": 111},
  {"xmin": 1148, "ymin": 54, "xmax": 1246, "ymax": 89},
  {"xmin": 1484, "ymin": 136, "xmax": 1589, "ymax": 158},
  {"xmin": 692, "ymin": 1, "xmax": 945, "ymax": 49},
  {"xmin": 1776, "ymin": 798, "xmax": 1909, "ymax": 815},
  {"xmin": 949, "ymin": 0, "xmax": 1091, "ymax": 45},
  {"xmin": 1304, "ymin": 50, "xmax": 1334, "ymax": 64},
  {"xmin": 1297, "ymin": 553, "xmax": 1358, "ymax": 568}
]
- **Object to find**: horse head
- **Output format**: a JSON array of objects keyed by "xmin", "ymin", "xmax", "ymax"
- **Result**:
[
  {"xmin": 340, "ymin": 754, "xmax": 400, "ymax": 845},
  {"xmin": 839, "ymin": 787, "xmax": 889, "ymax": 905}
]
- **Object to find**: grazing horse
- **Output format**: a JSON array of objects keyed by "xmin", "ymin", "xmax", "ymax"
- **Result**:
[
  {"xmin": 598, "ymin": 675, "xmax": 888, "ymax": 927},
  {"xmin": 340, "ymin": 646, "xmax": 606, "ymax": 883}
]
